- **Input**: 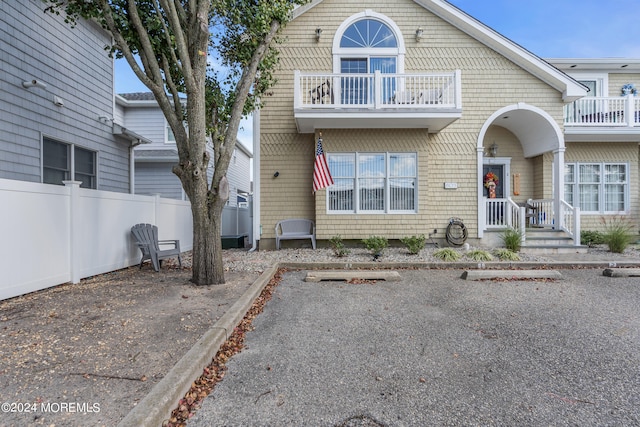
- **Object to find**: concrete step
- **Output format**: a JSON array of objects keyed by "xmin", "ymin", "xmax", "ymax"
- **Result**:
[
  {"xmin": 525, "ymin": 236, "xmax": 574, "ymax": 245},
  {"xmin": 520, "ymin": 245, "xmax": 589, "ymax": 255},
  {"xmin": 522, "ymin": 229, "xmax": 580, "ymax": 252}
]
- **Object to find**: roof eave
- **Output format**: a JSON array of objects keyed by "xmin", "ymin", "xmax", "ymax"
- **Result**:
[{"xmin": 417, "ymin": 0, "xmax": 587, "ymax": 101}]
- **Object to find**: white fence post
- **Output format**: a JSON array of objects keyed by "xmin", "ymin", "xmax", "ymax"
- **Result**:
[
  {"xmin": 153, "ymin": 194, "xmax": 161, "ymax": 226},
  {"xmin": 1, "ymin": 178, "xmax": 194, "ymax": 301},
  {"xmin": 63, "ymin": 181, "xmax": 82, "ymax": 284}
]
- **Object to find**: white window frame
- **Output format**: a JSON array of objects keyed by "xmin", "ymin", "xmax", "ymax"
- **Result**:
[
  {"xmin": 332, "ymin": 10, "xmax": 406, "ymax": 74},
  {"xmin": 564, "ymin": 162, "xmax": 629, "ymax": 214},
  {"xmin": 326, "ymin": 152, "xmax": 417, "ymax": 214},
  {"xmin": 568, "ymin": 72, "xmax": 608, "ymax": 97}
]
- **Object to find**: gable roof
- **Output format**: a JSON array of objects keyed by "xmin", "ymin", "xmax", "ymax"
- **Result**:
[{"xmin": 293, "ymin": 0, "xmax": 587, "ymax": 102}]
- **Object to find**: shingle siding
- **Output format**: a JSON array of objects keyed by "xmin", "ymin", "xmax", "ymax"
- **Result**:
[
  {"xmin": 0, "ymin": 1, "xmax": 129, "ymax": 192},
  {"xmin": 608, "ymin": 73, "xmax": 640, "ymax": 96},
  {"xmin": 259, "ymin": 0, "xmax": 569, "ymax": 244}
]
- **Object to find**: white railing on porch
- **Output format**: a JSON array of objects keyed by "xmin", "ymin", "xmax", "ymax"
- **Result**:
[
  {"xmin": 559, "ymin": 200, "xmax": 581, "ymax": 245},
  {"xmin": 294, "ymin": 70, "xmax": 462, "ymax": 110},
  {"xmin": 485, "ymin": 198, "xmax": 518, "ymax": 227},
  {"xmin": 527, "ymin": 199, "xmax": 554, "ymax": 228},
  {"xmin": 483, "ymin": 198, "xmax": 581, "ymax": 246},
  {"xmin": 564, "ymin": 95, "xmax": 639, "ymax": 127}
]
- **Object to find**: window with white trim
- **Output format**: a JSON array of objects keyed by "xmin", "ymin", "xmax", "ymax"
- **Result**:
[
  {"xmin": 327, "ymin": 152, "xmax": 417, "ymax": 213},
  {"xmin": 43, "ymin": 137, "xmax": 97, "ymax": 189},
  {"xmin": 564, "ymin": 162, "xmax": 628, "ymax": 213}
]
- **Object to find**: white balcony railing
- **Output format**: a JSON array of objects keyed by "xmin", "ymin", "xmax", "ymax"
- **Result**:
[
  {"xmin": 564, "ymin": 95, "xmax": 639, "ymax": 127},
  {"xmin": 294, "ymin": 70, "xmax": 462, "ymax": 110}
]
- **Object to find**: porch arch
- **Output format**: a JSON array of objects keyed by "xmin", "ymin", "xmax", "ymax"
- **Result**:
[
  {"xmin": 476, "ymin": 103, "xmax": 566, "ymax": 238},
  {"xmin": 477, "ymin": 102, "xmax": 564, "ymax": 157}
]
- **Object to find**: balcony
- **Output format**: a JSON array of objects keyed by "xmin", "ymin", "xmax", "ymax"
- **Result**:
[
  {"xmin": 564, "ymin": 95, "xmax": 640, "ymax": 142},
  {"xmin": 293, "ymin": 70, "xmax": 462, "ymax": 133}
]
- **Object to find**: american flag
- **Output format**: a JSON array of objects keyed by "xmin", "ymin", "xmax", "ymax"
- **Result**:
[{"xmin": 313, "ymin": 137, "xmax": 334, "ymax": 193}]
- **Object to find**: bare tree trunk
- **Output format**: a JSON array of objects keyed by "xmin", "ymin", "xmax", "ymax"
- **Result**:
[{"xmin": 190, "ymin": 195, "xmax": 225, "ymax": 285}]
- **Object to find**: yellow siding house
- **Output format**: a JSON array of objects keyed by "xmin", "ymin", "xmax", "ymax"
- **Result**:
[{"xmin": 255, "ymin": 0, "xmax": 640, "ymax": 251}]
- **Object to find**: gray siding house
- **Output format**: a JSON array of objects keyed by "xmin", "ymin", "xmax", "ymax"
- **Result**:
[
  {"xmin": 0, "ymin": 1, "xmax": 137, "ymax": 192},
  {"xmin": 117, "ymin": 92, "xmax": 253, "ymax": 207}
]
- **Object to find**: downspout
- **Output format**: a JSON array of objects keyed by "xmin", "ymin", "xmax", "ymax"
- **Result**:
[
  {"xmin": 130, "ymin": 145, "xmax": 135, "ymax": 194},
  {"xmin": 249, "ymin": 107, "xmax": 261, "ymax": 251},
  {"xmin": 111, "ymin": 124, "xmax": 151, "ymax": 194}
]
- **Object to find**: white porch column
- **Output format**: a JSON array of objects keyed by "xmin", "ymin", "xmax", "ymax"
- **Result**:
[
  {"xmin": 553, "ymin": 147, "xmax": 565, "ymax": 229},
  {"xmin": 251, "ymin": 106, "xmax": 261, "ymax": 250},
  {"xmin": 476, "ymin": 146, "xmax": 485, "ymax": 238}
]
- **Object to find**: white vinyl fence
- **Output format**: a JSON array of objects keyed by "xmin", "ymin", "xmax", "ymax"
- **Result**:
[
  {"xmin": 0, "ymin": 179, "xmax": 193, "ymax": 301},
  {"xmin": 222, "ymin": 204, "xmax": 252, "ymax": 239}
]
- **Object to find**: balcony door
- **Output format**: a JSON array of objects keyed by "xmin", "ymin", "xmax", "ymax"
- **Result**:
[{"xmin": 340, "ymin": 57, "xmax": 396, "ymax": 105}]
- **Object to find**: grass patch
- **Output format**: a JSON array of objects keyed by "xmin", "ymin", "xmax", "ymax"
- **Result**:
[
  {"xmin": 433, "ymin": 248, "xmax": 461, "ymax": 261},
  {"xmin": 601, "ymin": 216, "xmax": 635, "ymax": 253},
  {"xmin": 466, "ymin": 249, "xmax": 493, "ymax": 261},
  {"xmin": 492, "ymin": 248, "xmax": 521, "ymax": 261},
  {"xmin": 501, "ymin": 227, "xmax": 523, "ymax": 252}
]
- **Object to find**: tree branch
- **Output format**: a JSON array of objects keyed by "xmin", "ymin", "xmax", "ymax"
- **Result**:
[{"xmin": 215, "ymin": 19, "xmax": 282, "ymax": 185}]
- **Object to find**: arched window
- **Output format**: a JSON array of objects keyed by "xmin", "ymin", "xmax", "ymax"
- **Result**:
[
  {"xmin": 340, "ymin": 19, "xmax": 397, "ymax": 49},
  {"xmin": 333, "ymin": 12, "xmax": 405, "ymax": 104}
]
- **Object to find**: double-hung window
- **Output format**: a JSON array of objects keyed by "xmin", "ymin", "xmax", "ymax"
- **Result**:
[
  {"xmin": 564, "ymin": 162, "xmax": 628, "ymax": 213},
  {"xmin": 43, "ymin": 137, "xmax": 97, "ymax": 189},
  {"xmin": 327, "ymin": 152, "xmax": 416, "ymax": 213}
]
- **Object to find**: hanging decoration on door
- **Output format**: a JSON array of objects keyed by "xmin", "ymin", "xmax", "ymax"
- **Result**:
[{"xmin": 484, "ymin": 171, "xmax": 499, "ymax": 199}]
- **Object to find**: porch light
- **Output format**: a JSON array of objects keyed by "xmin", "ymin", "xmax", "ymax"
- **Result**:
[
  {"xmin": 315, "ymin": 27, "xmax": 322, "ymax": 41},
  {"xmin": 489, "ymin": 142, "xmax": 498, "ymax": 157},
  {"xmin": 415, "ymin": 27, "xmax": 423, "ymax": 42}
]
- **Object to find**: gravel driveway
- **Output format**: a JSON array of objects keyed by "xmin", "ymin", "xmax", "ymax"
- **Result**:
[{"xmin": 190, "ymin": 268, "xmax": 640, "ymax": 426}]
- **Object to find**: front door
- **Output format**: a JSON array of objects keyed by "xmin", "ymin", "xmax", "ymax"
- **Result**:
[{"xmin": 483, "ymin": 164, "xmax": 504, "ymax": 198}]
